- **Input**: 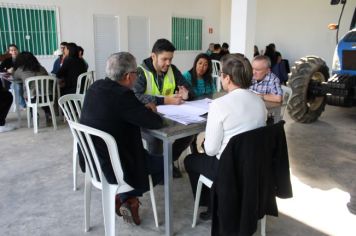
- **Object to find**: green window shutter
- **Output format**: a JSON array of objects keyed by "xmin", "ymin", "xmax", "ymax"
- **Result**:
[
  {"xmin": 0, "ymin": 4, "xmax": 59, "ymax": 56},
  {"xmin": 172, "ymin": 16, "xmax": 202, "ymax": 51}
]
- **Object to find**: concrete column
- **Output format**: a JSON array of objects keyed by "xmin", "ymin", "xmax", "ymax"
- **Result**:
[{"xmin": 230, "ymin": 0, "xmax": 257, "ymax": 60}]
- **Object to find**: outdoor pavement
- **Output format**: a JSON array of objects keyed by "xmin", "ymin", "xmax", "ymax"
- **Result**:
[{"xmin": 1, "ymin": 105, "xmax": 355, "ymax": 236}]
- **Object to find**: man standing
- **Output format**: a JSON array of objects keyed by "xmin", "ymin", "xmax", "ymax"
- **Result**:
[
  {"xmin": 184, "ymin": 54, "xmax": 267, "ymax": 220},
  {"xmin": 250, "ymin": 55, "xmax": 283, "ymax": 103},
  {"xmin": 80, "ymin": 52, "xmax": 164, "ymax": 225},
  {"xmin": 133, "ymin": 38, "xmax": 195, "ymax": 178}
]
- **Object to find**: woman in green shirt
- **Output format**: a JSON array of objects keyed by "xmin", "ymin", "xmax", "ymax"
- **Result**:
[{"xmin": 183, "ymin": 53, "xmax": 216, "ymax": 97}]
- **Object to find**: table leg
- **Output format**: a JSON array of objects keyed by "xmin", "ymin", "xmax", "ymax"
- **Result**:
[{"xmin": 163, "ymin": 139, "xmax": 174, "ymax": 236}]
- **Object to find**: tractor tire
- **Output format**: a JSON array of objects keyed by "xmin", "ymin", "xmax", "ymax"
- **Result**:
[{"xmin": 287, "ymin": 56, "xmax": 329, "ymax": 123}]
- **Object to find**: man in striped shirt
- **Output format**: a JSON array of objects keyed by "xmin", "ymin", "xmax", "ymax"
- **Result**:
[{"xmin": 250, "ymin": 55, "xmax": 283, "ymax": 103}]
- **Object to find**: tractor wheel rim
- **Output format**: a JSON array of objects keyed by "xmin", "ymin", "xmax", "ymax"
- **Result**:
[{"xmin": 307, "ymin": 71, "xmax": 326, "ymax": 111}]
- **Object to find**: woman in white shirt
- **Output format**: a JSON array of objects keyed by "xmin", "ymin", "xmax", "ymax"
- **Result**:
[{"xmin": 184, "ymin": 54, "xmax": 267, "ymax": 220}]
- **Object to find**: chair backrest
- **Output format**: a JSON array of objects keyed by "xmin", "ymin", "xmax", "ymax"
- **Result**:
[
  {"xmin": 211, "ymin": 60, "xmax": 221, "ymax": 92},
  {"xmin": 58, "ymin": 94, "xmax": 85, "ymax": 123},
  {"xmin": 67, "ymin": 120, "xmax": 131, "ymax": 190},
  {"xmin": 281, "ymin": 85, "xmax": 292, "ymax": 118},
  {"xmin": 76, "ymin": 71, "xmax": 95, "ymax": 95},
  {"xmin": 25, "ymin": 75, "xmax": 57, "ymax": 106}
]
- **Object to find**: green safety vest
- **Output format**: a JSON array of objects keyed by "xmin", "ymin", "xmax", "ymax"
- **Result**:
[{"xmin": 140, "ymin": 65, "xmax": 176, "ymax": 96}]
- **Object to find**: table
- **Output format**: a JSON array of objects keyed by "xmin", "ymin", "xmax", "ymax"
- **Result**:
[{"xmin": 142, "ymin": 97, "xmax": 282, "ymax": 236}]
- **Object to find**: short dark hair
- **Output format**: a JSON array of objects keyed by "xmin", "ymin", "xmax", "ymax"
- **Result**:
[
  {"xmin": 60, "ymin": 42, "xmax": 68, "ymax": 47},
  {"xmin": 214, "ymin": 44, "xmax": 221, "ymax": 50},
  {"xmin": 222, "ymin": 42, "xmax": 229, "ymax": 49},
  {"xmin": 78, "ymin": 46, "xmax": 84, "ymax": 53},
  {"xmin": 152, "ymin": 38, "xmax": 176, "ymax": 54},
  {"xmin": 221, "ymin": 54, "xmax": 252, "ymax": 89}
]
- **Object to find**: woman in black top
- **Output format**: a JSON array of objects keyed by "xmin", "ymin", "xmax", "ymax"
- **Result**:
[{"xmin": 56, "ymin": 43, "xmax": 87, "ymax": 95}]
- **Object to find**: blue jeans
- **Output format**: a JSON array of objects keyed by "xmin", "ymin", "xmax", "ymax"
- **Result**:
[{"xmin": 12, "ymin": 82, "xmax": 26, "ymax": 108}]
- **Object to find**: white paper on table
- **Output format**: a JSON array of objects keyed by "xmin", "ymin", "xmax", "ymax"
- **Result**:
[
  {"xmin": 157, "ymin": 98, "xmax": 212, "ymax": 116},
  {"xmin": 157, "ymin": 98, "xmax": 211, "ymax": 125}
]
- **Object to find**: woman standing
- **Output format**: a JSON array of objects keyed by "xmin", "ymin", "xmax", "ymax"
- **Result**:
[{"xmin": 183, "ymin": 53, "xmax": 216, "ymax": 97}]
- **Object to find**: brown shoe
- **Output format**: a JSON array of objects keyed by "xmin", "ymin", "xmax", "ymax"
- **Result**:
[
  {"xmin": 119, "ymin": 197, "xmax": 141, "ymax": 225},
  {"xmin": 115, "ymin": 195, "xmax": 122, "ymax": 217}
]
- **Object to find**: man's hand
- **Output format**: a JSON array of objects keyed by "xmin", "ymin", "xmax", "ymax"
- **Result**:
[
  {"xmin": 177, "ymin": 85, "xmax": 189, "ymax": 100},
  {"xmin": 164, "ymin": 94, "xmax": 184, "ymax": 105},
  {"xmin": 145, "ymin": 102, "xmax": 157, "ymax": 112}
]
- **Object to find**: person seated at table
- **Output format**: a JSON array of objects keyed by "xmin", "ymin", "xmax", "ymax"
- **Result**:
[
  {"xmin": 249, "ymin": 55, "xmax": 283, "ymax": 103},
  {"xmin": 13, "ymin": 52, "xmax": 52, "ymax": 124},
  {"xmin": 184, "ymin": 54, "xmax": 267, "ymax": 221},
  {"xmin": 183, "ymin": 53, "xmax": 216, "ymax": 97},
  {"xmin": 0, "ymin": 44, "xmax": 26, "ymax": 109},
  {"xmin": 80, "ymin": 52, "xmax": 164, "ymax": 225},
  {"xmin": 183, "ymin": 53, "xmax": 216, "ymax": 153},
  {"xmin": 133, "ymin": 38, "xmax": 195, "ymax": 178},
  {"xmin": 56, "ymin": 42, "xmax": 87, "ymax": 95},
  {"xmin": 0, "ymin": 82, "xmax": 16, "ymax": 133},
  {"xmin": 0, "ymin": 44, "xmax": 18, "ymax": 90}
]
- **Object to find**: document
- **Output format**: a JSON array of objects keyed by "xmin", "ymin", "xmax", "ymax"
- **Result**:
[{"xmin": 157, "ymin": 98, "xmax": 211, "ymax": 125}]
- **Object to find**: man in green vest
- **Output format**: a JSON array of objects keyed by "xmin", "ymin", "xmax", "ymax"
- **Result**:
[{"xmin": 133, "ymin": 38, "xmax": 195, "ymax": 178}]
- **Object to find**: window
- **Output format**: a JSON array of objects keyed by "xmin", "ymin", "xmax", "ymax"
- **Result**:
[
  {"xmin": 0, "ymin": 3, "xmax": 59, "ymax": 56},
  {"xmin": 172, "ymin": 17, "xmax": 202, "ymax": 51}
]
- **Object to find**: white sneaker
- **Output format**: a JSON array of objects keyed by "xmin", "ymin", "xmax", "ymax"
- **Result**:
[{"xmin": 0, "ymin": 125, "xmax": 16, "ymax": 133}]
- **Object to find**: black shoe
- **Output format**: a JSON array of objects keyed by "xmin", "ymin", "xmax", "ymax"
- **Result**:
[
  {"xmin": 199, "ymin": 210, "xmax": 212, "ymax": 221},
  {"xmin": 172, "ymin": 165, "xmax": 182, "ymax": 178}
]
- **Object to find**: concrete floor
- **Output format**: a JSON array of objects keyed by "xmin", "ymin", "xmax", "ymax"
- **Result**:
[{"xmin": 1, "ymin": 105, "xmax": 356, "ymax": 236}]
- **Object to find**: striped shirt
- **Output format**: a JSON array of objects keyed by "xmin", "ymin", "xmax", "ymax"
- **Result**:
[{"xmin": 249, "ymin": 72, "xmax": 283, "ymax": 96}]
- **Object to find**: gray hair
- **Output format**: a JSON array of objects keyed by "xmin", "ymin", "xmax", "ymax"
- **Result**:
[
  {"xmin": 252, "ymin": 55, "xmax": 271, "ymax": 68},
  {"xmin": 105, "ymin": 52, "xmax": 137, "ymax": 81}
]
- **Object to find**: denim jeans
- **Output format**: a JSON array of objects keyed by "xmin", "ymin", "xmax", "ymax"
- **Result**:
[{"xmin": 12, "ymin": 82, "xmax": 26, "ymax": 108}]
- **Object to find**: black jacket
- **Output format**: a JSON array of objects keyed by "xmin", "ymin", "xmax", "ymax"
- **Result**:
[
  {"xmin": 56, "ymin": 57, "xmax": 87, "ymax": 94},
  {"xmin": 211, "ymin": 121, "xmax": 293, "ymax": 236},
  {"xmin": 79, "ymin": 78, "xmax": 163, "ymax": 189},
  {"xmin": 133, "ymin": 57, "xmax": 194, "ymax": 105}
]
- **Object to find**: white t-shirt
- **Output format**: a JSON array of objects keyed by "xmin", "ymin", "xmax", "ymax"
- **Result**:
[{"xmin": 204, "ymin": 89, "xmax": 267, "ymax": 159}]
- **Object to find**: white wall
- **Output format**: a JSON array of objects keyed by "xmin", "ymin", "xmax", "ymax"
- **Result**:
[
  {"xmin": 220, "ymin": 0, "xmax": 355, "ymax": 69},
  {"xmin": 1, "ymin": 0, "xmax": 221, "ymax": 75},
  {"xmin": 4, "ymin": 0, "xmax": 355, "ymax": 74}
]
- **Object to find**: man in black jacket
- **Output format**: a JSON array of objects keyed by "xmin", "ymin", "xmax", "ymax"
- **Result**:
[
  {"xmin": 133, "ymin": 38, "xmax": 195, "ymax": 178},
  {"xmin": 80, "ymin": 52, "xmax": 164, "ymax": 225}
]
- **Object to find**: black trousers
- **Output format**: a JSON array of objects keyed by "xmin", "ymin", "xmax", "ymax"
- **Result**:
[
  {"xmin": 0, "ymin": 89, "xmax": 13, "ymax": 126},
  {"xmin": 184, "ymin": 153, "xmax": 219, "ymax": 207},
  {"xmin": 120, "ymin": 152, "xmax": 164, "ymax": 202}
]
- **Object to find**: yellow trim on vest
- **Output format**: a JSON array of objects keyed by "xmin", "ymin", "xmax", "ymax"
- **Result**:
[{"xmin": 140, "ymin": 65, "xmax": 176, "ymax": 96}]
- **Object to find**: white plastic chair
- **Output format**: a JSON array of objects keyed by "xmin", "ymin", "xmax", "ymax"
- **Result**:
[
  {"xmin": 25, "ymin": 75, "xmax": 57, "ymax": 133},
  {"xmin": 211, "ymin": 60, "xmax": 221, "ymax": 92},
  {"xmin": 281, "ymin": 85, "xmax": 292, "ymax": 118},
  {"xmin": 76, "ymin": 71, "xmax": 95, "ymax": 95},
  {"xmin": 58, "ymin": 94, "xmax": 85, "ymax": 191},
  {"xmin": 67, "ymin": 120, "xmax": 159, "ymax": 236},
  {"xmin": 191, "ymin": 174, "xmax": 266, "ymax": 236}
]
